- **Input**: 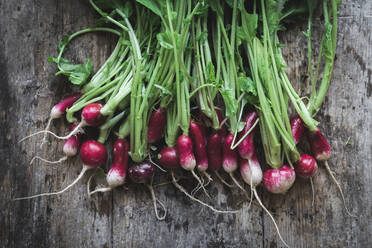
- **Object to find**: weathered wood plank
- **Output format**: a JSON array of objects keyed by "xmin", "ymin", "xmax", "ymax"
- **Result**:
[{"xmin": 0, "ymin": 0, "xmax": 371, "ymax": 247}]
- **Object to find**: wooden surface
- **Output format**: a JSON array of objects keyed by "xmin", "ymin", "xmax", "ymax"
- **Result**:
[{"xmin": 1, "ymin": 1, "xmax": 371, "ymax": 247}]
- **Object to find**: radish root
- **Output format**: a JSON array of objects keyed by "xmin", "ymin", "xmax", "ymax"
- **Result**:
[
  {"xmin": 30, "ymin": 156, "xmax": 68, "ymax": 165},
  {"xmin": 171, "ymin": 171, "xmax": 238, "ymax": 214},
  {"xmin": 191, "ymin": 170, "xmax": 210, "ymax": 199},
  {"xmin": 229, "ymin": 172, "xmax": 250, "ymax": 201},
  {"xmin": 324, "ymin": 161, "xmax": 357, "ymax": 218},
  {"xmin": 40, "ymin": 117, "xmax": 53, "ymax": 147},
  {"xmin": 146, "ymin": 183, "xmax": 167, "ymax": 220},
  {"xmin": 310, "ymin": 177, "xmax": 315, "ymax": 207},
  {"xmin": 215, "ymin": 171, "xmax": 234, "ymax": 188},
  {"xmin": 13, "ymin": 166, "xmax": 89, "ymax": 200},
  {"xmin": 253, "ymin": 189, "xmax": 290, "ymax": 248},
  {"xmin": 19, "ymin": 122, "xmax": 84, "ymax": 143}
]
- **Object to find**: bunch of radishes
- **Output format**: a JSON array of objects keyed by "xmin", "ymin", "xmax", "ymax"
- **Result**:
[{"xmin": 14, "ymin": 0, "xmax": 353, "ymax": 246}]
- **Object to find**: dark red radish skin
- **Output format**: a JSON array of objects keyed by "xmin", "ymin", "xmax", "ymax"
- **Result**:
[
  {"xmin": 207, "ymin": 131, "xmax": 222, "ymax": 171},
  {"xmin": 82, "ymin": 103, "xmax": 106, "ymax": 127},
  {"xmin": 215, "ymin": 109, "xmax": 227, "ymax": 139},
  {"xmin": 158, "ymin": 146, "xmax": 179, "ymax": 169},
  {"xmin": 308, "ymin": 128, "xmax": 332, "ymax": 161},
  {"xmin": 222, "ymin": 134, "xmax": 238, "ymax": 173},
  {"xmin": 189, "ymin": 121, "xmax": 208, "ymax": 172},
  {"xmin": 106, "ymin": 139, "xmax": 129, "ymax": 188},
  {"xmin": 290, "ymin": 115, "xmax": 306, "ymax": 145},
  {"xmin": 147, "ymin": 107, "xmax": 166, "ymax": 143},
  {"xmin": 14, "ymin": 140, "xmax": 107, "ymax": 200},
  {"xmin": 177, "ymin": 135, "xmax": 196, "ymax": 171},
  {"xmin": 128, "ymin": 162, "xmax": 155, "ymax": 184},
  {"xmin": 238, "ymin": 111, "xmax": 259, "ymax": 160},
  {"xmin": 294, "ymin": 154, "xmax": 318, "ymax": 178},
  {"xmin": 263, "ymin": 165, "xmax": 296, "ymax": 194}
]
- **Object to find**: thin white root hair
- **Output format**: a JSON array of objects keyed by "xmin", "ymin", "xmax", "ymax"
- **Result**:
[
  {"xmin": 253, "ymin": 189, "xmax": 290, "ymax": 248},
  {"xmin": 171, "ymin": 171, "xmax": 238, "ymax": 214},
  {"xmin": 148, "ymin": 153, "xmax": 167, "ymax": 172},
  {"xmin": 18, "ymin": 121, "xmax": 84, "ymax": 143},
  {"xmin": 147, "ymin": 184, "xmax": 167, "ymax": 221},
  {"xmin": 13, "ymin": 166, "xmax": 89, "ymax": 200},
  {"xmin": 229, "ymin": 172, "xmax": 250, "ymax": 201},
  {"xmin": 40, "ymin": 117, "xmax": 53, "ymax": 148},
  {"xmin": 202, "ymin": 171, "xmax": 213, "ymax": 183},
  {"xmin": 191, "ymin": 170, "xmax": 211, "ymax": 199},
  {"xmin": 215, "ymin": 171, "xmax": 234, "ymax": 188},
  {"xmin": 310, "ymin": 177, "xmax": 315, "ymax": 207},
  {"xmin": 30, "ymin": 156, "xmax": 68, "ymax": 165},
  {"xmin": 324, "ymin": 161, "xmax": 357, "ymax": 218}
]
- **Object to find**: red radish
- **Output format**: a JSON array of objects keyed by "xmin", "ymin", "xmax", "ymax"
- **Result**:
[
  {"xmin": 215, "ymin": 109, "xmax": 227, "ymax": 139},
  {"xmin": 308, "ymin": 128, "xmax": 356, "ymax": 217},
  {"xmin": 207, "ymin": 131, "xmax": 222, "ymax": 171},
  {"xmin": 189, "ymin": 121, "xmax": 208, "ymax": 172},
  {"xmin": 222, "ymin": 134, "xmax": 238, "ymax": 173},
  {"xmin": 238, "ymin": 111, "xmax": 259, "ymax": 159},
  {"xmin": 147, "ymin": 107, "xmax": 166, "ymax": 143},
  {"xmin": 158, "ymin": 146, "xmax": 179, "ymax": 169},
  {"xmin": 177, "ymin": 135, "xmax": 196, "ymax": 171},
  {"xmin": 20, "ymin": 93, "xmax": 81, "ymax": 144},
  {"xmin": 177, "ymin": 134, "xmax": 209, "ymax": 198},
  {"xmin": 308, "ymin": 128, "xmax": 331, "ymax": 161},
  {"xmin": 290, "ymin": 115, "xmax": 306, "ymax": 145},
  {"xmin": 14, "ymin": 140, "xmax": 107, "ymax": 200},
  {"xmin": 30, "ymin": 122, "xmax": 83, "ymax": 165},
  {"xmin": 89, "ymin": 139, "xmax": 129, "ymax": 195},
  {"xmin": 19, "ymin": 102, "xmax": 106, "ymax": 142},
  {"xmin": 263, "ymin": 165, "xmax": 296, "ymax": 194},
  {"xmin": 294, "ymin": 154, "xmax": 318, "ymax": 178},
  {"xmin": 240, "ymin": 155, "xmax": 290, "ymax": 248},
  {"xmin": 222, "ymin": 133, "xmax": 248, "ymax": 197},
  {"xmin": 128, "ymin": 162, "xmax": 166, "ymax": 220}
]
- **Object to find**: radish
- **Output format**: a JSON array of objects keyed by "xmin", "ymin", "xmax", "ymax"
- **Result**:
[
  {"xmin": 14, "ymin": 140, "xmax": 107, "ymax": 200},
  {"xmin": 147, "ymin": 107, "xmax": 166, "ymax": 143},
  {"xmin": 158, "ymin": 146, "xmax": 179, "ymax": 169},
  {"xmin": 223, "ymin": 133, "xmax": 248, "ymax": 196},
  {"xmin": 290, "ymin": 115, "xmax": 305, "ymax": 145},
  {"xmin": 20, "ymin": 93, "xmax": 81, "ymax": 145},
  {"xmin": 263, "ymin": 165, "xmax": 296, "ymax": 194},
  {"xmin": 207, "ymin": 131, "xmax": 233, "ymax": 187},
  {"xmin": 177, "ymin": 134, "xmax": 210, "ymax": 198},
  {"xmin": 240, "ymin": 156, "xmax": 290, "ymax": 248},
  {"xmin": 19, "ymin": 102, "xmax": 106, "ymax": 142},
  {"xmin": 308, "ymin": 128, "xmax": 356, "ymax": 217},
  {"xmin": 89, "ymin": 138, "xmax": 129, "ymax": 195},
  {"xmin": 238, "ymin": 111, "xmax": 259, "ymax": 159},
  {"xmin": 294, "ymin": 154, "xmax": 318, "ymax": 178},
  {"xmin": 128, "ymin": 162, "xmax": 166, "ymax": 220},
  {"xmin": 30, "ymin": 122, "xmax": 83, "ymax": 165},
  {"xmin": 189, "ymin": 121, "xmax": 209, "ymax": 177}
]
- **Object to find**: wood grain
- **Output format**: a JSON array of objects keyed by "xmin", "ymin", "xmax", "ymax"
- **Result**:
[{"xmin": 1, "ymin": 0, "xmax": 371, "ymax": 247}]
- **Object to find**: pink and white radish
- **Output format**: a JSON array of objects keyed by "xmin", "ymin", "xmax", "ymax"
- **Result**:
[
  {"xmin": 308, "ymin": 128, "xmax": 356, "ymax": 217},
  {"xmin": 89, "ymin": 138, "xmax": 129, "ymax": 195},
  {"xmin": 290, "ymin": 115, "xmax": 306, "ymax": 145},
  {"xmin": 240, "ymin": 156, "xmax": 290, "ymax": 248},
  {"xmin": 147, "ymin": 107, "xmax": 166, "ymax": 143},
  {"xmin": 263, "ymin": 165, "xmax": 296, "ymax": 194},
  {"xmin": 215, "ymin": 109, "xmax": 227, "ymax": 140},
  {"xmin": 20, "ymin": 93, "xmax": 81, "ymax": 145},
  {"xmin": 30, "ymin": 122, "xmax": 83, "ymax": 165},
  {"xmin": 178, "ymin": 133, "xmax": 210, "ymax": 198},
  {"xmin": 14, "ymin": 140, "xmax": 107, "ymax": 200},
  {"xmin": 128, "ymin": 162, "xmax": 166, "ymax": 220}
]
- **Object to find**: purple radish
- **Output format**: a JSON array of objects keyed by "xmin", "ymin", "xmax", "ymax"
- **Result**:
[
  {"xmin": 290, "ymin": 115, "xmax": 306, "ymax": 145},
  {"xmin": 128, "ymin": 162, "xmax": 166, "ymax": 220},
  {"xmin": 14, "ymin": 140, "xmax": 107, "ymax": 200}
]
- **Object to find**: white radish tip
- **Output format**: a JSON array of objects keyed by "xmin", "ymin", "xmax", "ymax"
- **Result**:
[
  {"xmin": 50, "ymin": 105, "xmax": 63, "ymax": 119},
  {"xmin": 106, "ymin": 169, "xmax": 126, "ymax": 188}
]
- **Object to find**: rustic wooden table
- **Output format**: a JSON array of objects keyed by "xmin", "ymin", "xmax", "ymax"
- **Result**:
[{"xmin": 1, "ymin": 1, "xmax": 371, "ymax": 247}]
